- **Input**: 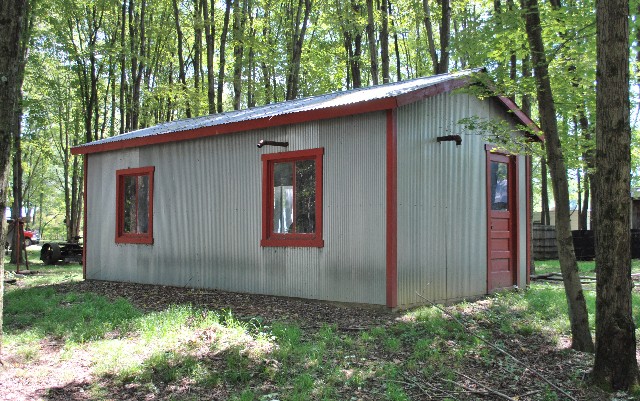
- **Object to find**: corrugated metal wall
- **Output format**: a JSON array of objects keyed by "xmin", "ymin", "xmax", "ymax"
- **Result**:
[
  {"xmin": 396, "ymin": 93, "xmax": 528, "ymax": 305},
  {"xmin": 86, "ymin": 112, "xmax": 387, "ymax": 305}
]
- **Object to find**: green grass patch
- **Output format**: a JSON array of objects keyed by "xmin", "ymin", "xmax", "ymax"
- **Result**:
[
  {"xmin": 3, "ymin": 248, "xmax": 83, "ymax": 288},
  {"xmin": 534, "ymin": 259, "xmax": 640, "ymax": 275},
  {"xmin": 4, "ymin": 285, "xmax": 141, "ymax": 345},
  {"xmin": 3, "ymin": 259, "xmax": 633, "ymax": 400}
]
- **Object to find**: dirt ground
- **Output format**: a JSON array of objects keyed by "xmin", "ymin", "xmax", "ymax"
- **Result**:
[{"xmin": 0, "ymin": 279, "xmax": 629, "ymax": 400}]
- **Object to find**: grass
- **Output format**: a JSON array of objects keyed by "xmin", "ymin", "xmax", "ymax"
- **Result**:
[
  {"xmin": 3, "ymin": 255, "xmax": 638, "ymax": 399},
  {"xmin": 534, "ymin": 258, "xmax": 640, "ymax": 275}
]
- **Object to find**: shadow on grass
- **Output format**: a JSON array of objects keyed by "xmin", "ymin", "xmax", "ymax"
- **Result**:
[
  {"xmin": 3, "ymin": 275, "xmax": 615, "ymax": 401},
  {"xmin": 40, "ymin": 346, "xmax": 252, "ymax": 401}
]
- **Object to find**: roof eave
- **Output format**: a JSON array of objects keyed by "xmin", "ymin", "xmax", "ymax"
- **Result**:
[
  {"xmin": 71, "ymin": 96, "xmax": 400, "ymax": 155},
  {"xmin": 495, "ymin": 95, "xmax": 544, "ymax": 142},
  {"xmin": 71, "ymin": 73, "xmax": 540, "ymax": 155}
]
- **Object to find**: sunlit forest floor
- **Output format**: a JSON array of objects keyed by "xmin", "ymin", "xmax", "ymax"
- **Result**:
[{"xmin": 1, "ymin": 250, "xmax": 637, "ymax": 400}]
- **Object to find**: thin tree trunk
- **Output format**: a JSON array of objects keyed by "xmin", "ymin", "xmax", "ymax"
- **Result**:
[
  {"xmin": 592, "ymin": 0, "xmax": 639, "ymax": 390},
  {"xmin": 217, "ymin": 0, "xmax": 232, "ymax": 113},
  {"xmin": 366, "ymin": 0, "xmax": 378, "ymax": 85},
  {"xmin": 260, "ymin": 6, "xmax": 273, "ymax": 104},
  {"xmin": 285, "ymin": 0, "xmax": 312, "ymax": 100},
  {"xmin": 380, "ymin": 0, "xmax": 390, "ymax": 83},
  {"xmin": 120, "ymin": 0, "xmax": 127, "ymax": 134},
  {"xmin": 388, "ymin": 0, "xmax": 401, "ymax": 81},
  {"xmin": 422, "ymin": 0, "xmax": 438, "ymax": 71},
  {"xmin": 70, "ymin": 145, "xmax": 80, "ymax": 241},
  {"xmin": 172, "ymin": 0, "xmax": 191, "ymax": 118},
  {"xmin": 579, "ymin": 171, "xmax": 589, "ymax": 230},
  {"xmin": 232, "ymin": 0, "xmax": 245, "ymax": 110},
  {"xmin": 246, "ymin": 3, "xmax": 255, "ymax": 107},
  {"xmin": 437, "ymin": 0, "xmax": 450, "ymax": 74},
  {"xmin": 193, "ymin": 0, "xmax": 203, "ymax": 115},
  {"xmin": 343, "ymin": 30, "xmax": 363, "ymax": 89},
  {"xmin": 422, "ymin": 0, "xmax": 450, "ymax": 74},
  {"xmin": 129, "ymin": 0, "xmax": 146, "ymax": 130},
  {"xmin": 521, "ymin": 54, "xmax": 532, "ymax": 115},
  {"xmin": 540, "ymin": 154, "xmax": 550, "ymax": 225},
  {"xmin": 10, "ymin": 95, "xmax": 23, "ymax": 263},
  {"xmin": 10, "ymin": 0, "xmax": 32, "ymax": 264},
  {"xmin": 203, "ymin": 0, "xmax": 216, "ymax": 114},
  {"xmin": 344, "ymin": 0, "xmax": 363, "ymax": 89},
  {"xmin": 521, "ymin": 0, "xmax": 594, "ymax": 352}
]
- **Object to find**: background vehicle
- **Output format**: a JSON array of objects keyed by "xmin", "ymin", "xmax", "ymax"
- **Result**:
[{"xmin": 5, "ymin": 219, "xmax": 39, "ymax": 248}]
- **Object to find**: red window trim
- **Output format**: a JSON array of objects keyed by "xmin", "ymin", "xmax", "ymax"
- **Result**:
[
  {"xmin": 115, "ymin": 166, "xmax": 155, "ymax": 245},
  {"xmin": 261, "ymin": 148, "xmax": 324, "ymax": 247}
]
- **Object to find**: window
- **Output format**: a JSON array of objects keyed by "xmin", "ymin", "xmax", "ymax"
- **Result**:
[
  {"xmin": 116, "ymin": 166, "xmax": 154, "ymax": 244},
  {"xmin": 261, "ymin": 148, "xmax": 324, "ymax": 247},
  {"xmin": 489, "ymin": 161, "xmax": 509, "ymax": 211}
]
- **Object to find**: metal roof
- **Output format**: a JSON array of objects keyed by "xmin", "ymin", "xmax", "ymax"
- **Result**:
[{"xmin": 73, "ymin": 68, "xmax": 539, "ymax": 154}]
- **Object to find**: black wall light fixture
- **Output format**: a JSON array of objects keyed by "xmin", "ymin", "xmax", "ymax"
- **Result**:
[
  {"xmin": 436, "ymin": 135, "xmax": 462, "ymax": 146},
  {"xmin": 257, "ymin": 139, "xmax": 289, "ymax": 148}
]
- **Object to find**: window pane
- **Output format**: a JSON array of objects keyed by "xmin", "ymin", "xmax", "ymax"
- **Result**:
[
  {"xmin": 273, "ymin": 162, "xmax": 294, "ymax": 233},
  {"xmin": 123, "ymin": 176, "xmax": 137, "ymax": 233},
  {"xmin": 137, "ymin": 175, "xmax": 149, "ymax": 233},
  {"xmin": 490, "ymin": 162, "xmax": 509, "ymax": 211},
  {"xmin": 295, "ymin": 159, "xmax": 316, "ymax": 233}
]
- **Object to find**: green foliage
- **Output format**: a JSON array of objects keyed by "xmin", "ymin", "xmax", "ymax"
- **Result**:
[
  {"xmin": 458, "ymin": 115, "xmax": 542, "ymax": 157},
  {"xmin": 16, "ymin": 0, "xmax": 636, "ymax": 224}
]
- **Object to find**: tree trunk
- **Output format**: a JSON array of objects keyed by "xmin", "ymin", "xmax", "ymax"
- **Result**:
[
  {"xmin": 341, "ymin": 0, "xmax": 364, "ymax": 89},
  {"xmin": 437, "ymin": 0, "xmax": 450, "ymax": 74},
  {"xmin": 0, "ymin": 0, "xmax": 28, "ymax": 359},
  {"xmin": 193, "ymin": 0, "xmax": 203, "ymax": 115},
  {"xmin": 422, "ymin": 0, "xmax": 450, "ymax": 74},
  {"xmin": 285, "ymin": 0, "xmax": 312, "ymax": 100},
  {"xmin": 246, "ymin": 3, "xmax": 255, "ymax": 107},
  {"xmin": 579, "ymin": 170, "xmax": 589, "ymax": 230},
  {"xmin": 217, "ymin": 0, "xmax": 232, "ymax": 113},
  {"xmin": 9, "ymin": 0, "xmax": 32, "ymax": 264},
  {"xmin": 232, "ymin": 0, "xmax": 245, "ymax": 110},
  {"xmin": 129, "ymin": 0, "xmax": 146, "ymax": 130},
  {"xmin": 592, "ymin": 0, "xmax": 639, "ymax": 390},
  {"xmin": 540, "ymin": 154, "xmax": 550, "ymax": 225},
  {"xmin": 10, "ymin": 107, "xmax": 23, "ymax": 264},
  {"xmin": 120, "ymin": 0, "xmax": 127, "ymax": 134},
  {"xmin": 521, "ymin": 0, "xmax": 594, "ymax": 352},
  {"xmin": 388, "ymin": 0, "xmax": 401, "ymax": 81},
  {"xmin": 521, "ymin": 54, "xmax": 532, "ymax": 116},
  {"xmin": 366, "ymin": 0, "xmax": 378, "ymax": 85},
  {"xmin": 172, "ymin": 0, "xmax": 191, "ymax": 118},
  {"xmin": 203, "ymin": 0, "xmax": 216, "ymax": 114},
  {"xmin": 422, "ymin": 0, "xmax": 438, "ymax": 72},
  {"xmin": 343, "ymin": 30, "xmax": 363, "ymax": 89},
  {"xmin": 379, "ymin": 0, "xmax": 390, "ymax": 83},
  {"xmin": 69, "ymin": 143, "xmax": 82, "ymax": 241}
]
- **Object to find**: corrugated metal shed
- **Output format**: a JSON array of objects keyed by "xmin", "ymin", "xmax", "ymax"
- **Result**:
[{"xmin": 78, "ymin": 69, "xmax": 538, "ymax": 308}]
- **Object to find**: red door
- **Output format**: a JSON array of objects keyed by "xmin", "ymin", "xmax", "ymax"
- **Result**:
[{"xmin": 487, "ymin": 151, "xmax": 517, "ymax": 292}]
